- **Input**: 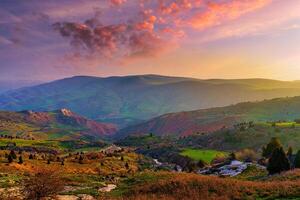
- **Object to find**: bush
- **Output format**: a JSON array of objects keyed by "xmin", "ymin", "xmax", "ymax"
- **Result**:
[
  {"xmin": 21, "ymin": 168, "xmax": 65, "ymax": 200},
  {"xmin": 235, "ymin": 149, "xmax": 258, "ymax": 162}
]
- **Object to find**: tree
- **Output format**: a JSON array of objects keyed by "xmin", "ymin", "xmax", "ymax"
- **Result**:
[
  {"xmin": 262, "ymin": 137, "xmax": 282, "ymax": 158},
  {"xmin": 184, "ymin": 160, "xmax": 198, "ymax": 172},
  {"xmin": 18, "ymin": 156, "xmax": 23, "ymax": 164},
  {"xmin": 79, "ymin": 155, "xmax": 84, "ymax": 164},
  {"xmin": 294, "ymin": 150, "xmax": 300, "ymax": 168},
  {"xmin": 9, "ymin": 150, "xmax": 17, "ymax": 159},
  {"xmin": 197, "ymin": 160, "xmax": 206, "ymax": 168},
  {"xmin": 7, "ymin": 154, "xmax": 13, "ymax": 163},
  {"xmin": 287, "ymin": 146, "xmax": 293, "ymax": 158},
  {"xmin": 29, "ymin": 154, "xmax": 34, "ymax": 160},
  {"xmin": 267, "ymin": 147, "xmax": 290, "ymax": 175},
  {"xmin": 229, "ymin": 152, "xmax": 237, "ymax": 160},
  {"xmin": 125, "ymin": 162, "xmax": 129, "ymax": 169},
  {"xmin": 47, "ymin": 159, "xmax": 51, "ymax": 164},
  {"xmin": 21, "ymin": 168, "xmax": 65, "ymax": 200}
]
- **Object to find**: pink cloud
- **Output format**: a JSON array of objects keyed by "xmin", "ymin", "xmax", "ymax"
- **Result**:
[
  {"xmin": 186, "ymin": 0, "xmax": 272, "ymax": 30},
  {"xmin": 110, "ymin": 0, "xmax": 127, "ymax": 6},
  {"xmin": 53, "ymin": 0, "xmax": 273, "ymax": 63}
]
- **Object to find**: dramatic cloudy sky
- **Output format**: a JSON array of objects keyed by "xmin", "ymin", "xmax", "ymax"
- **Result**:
[{"xmin": 1, "ymin": 0, "xmax": 300, "ymax": 81}]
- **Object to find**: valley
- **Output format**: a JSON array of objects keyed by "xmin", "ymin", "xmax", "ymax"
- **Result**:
[
  {"xmin": 2, "ymin": 0, "xmax": 300, "ymax": 199},
  {"xmin": 1, "ymin": 76, "xmax": 300, "ymax": 199}
]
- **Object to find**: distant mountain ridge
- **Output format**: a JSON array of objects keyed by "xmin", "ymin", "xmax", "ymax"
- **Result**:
[
  {"xmin": 117, "ymin": 96, "xmax": 300, "ymax": 138},
  {"xmin": 0, "ymin": 80, "xmax": 42, "ymax": 94},
  {"xmin": 1, "ymin": 75, "xmax": 300, "ymax": 128}
]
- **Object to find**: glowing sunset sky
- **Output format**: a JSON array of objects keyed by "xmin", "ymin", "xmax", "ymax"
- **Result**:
[{"xmin": 0, "ymin": 0, "xmax": 300, "ymax": 81}]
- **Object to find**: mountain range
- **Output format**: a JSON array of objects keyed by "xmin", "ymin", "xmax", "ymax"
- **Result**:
[
  {"xmin": 1, "ymin": 75, "xmax": 300, "ymax": 129},
  {"xmin": 0, "ymin": 80, "xmax": 42, "ymax": 94}
]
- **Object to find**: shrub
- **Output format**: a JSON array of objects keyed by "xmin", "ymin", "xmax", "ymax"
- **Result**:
[
  {"xmin": 235, "ymin": 149, "xmax": 258, "ymax": 162},
  {"xmin": 21, "ymin": 168, "xmax": 65, "ymax": 200}
]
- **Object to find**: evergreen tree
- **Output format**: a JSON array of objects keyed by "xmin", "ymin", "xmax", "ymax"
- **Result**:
[
  {"xmin": 287, "ymin": 146, "xmax": 293, "ymax": 158},
  {"xmin": 18, "ymin": 156, "xmax": 23, "ymax": 164},
  {"xmin": 10, "ymin": 150, "xmax": 17, "ymax": 159},
  {"xmin": 229, "ymin": 152, "xmax": 237, "ymax": 160},
  {"xmin": 267, "ymin": 147, "xmax": 290, "ymax": 175},
  {"xmin": 29, "ymin": 154, "xmax": 34, "ymax": 159},
  {"xmin": 7, "ymin": 154, "xmax": 13, "ymax": 163},
  {"xmin": 47, "ymin": 159, "xmax": 51, "ymax": 164},
  {"xmin": 262, "ymin": 137, "xmax": 282, "ymax": 158},
  {"xmin": 197, "ymin": 160, "xmax": 206, "ymax": 168},
  {"xmin": 79, "ymin": 155, "xmax": 84, "ymax": 164},
  {"xmin": 294, "ymin": 150, "xmax": 300, "ymax": 168},
  {"xmin": 125, "ymin": 162, "xmax": 129, "ymax": 169},
  {"xmin": 61, "ymin": 160, "xmax": 64, "ymax": 166}
]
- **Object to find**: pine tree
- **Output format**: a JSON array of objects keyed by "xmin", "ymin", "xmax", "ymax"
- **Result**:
[
  {"xmin": 229, "ymin": 152, "xmax": 237, "ymax": 160},
  {"xmin": 262, "ymin": 137, "xmax": 282, "ymax": 158},
  {"xmin": 125, "ymin": 162, "xmax": 129, "ymax": 169},
  {"xmin": 47, "ymin": 159, "xmax": 51, "ymax": 164},
  {"xmin": 267, "ymin": 147, "xmax": 290, "ymax": 175},
  {"xmin": 294, "ymin": 150, "xmax": 300, "ymax": 168},
  {"xmin": 61, "ymin": 160, "xmax": 64, "ymax": 166},
  {"xmin": 10, "ymin": 150, "xmax": 17, "ymax": 159},
  {"xmin": 79, "ymin": 155, "xmax": 84, "ymax": 164},
  {"xmin": 18, "ymin": 156, "xmax": 23, "ymax": 164},
  {"xmin": 29, "ymin": 154, "xmax": 34, "ymax": 159},
  {"xmin": 7, "ymin": 154, "xmax": 13, "ymax": 163},
  {"xmin": 287, "ymin": 146, "xmax": 293, "ymax": 158}
]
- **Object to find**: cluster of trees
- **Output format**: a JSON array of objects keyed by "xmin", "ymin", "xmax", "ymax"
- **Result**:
[
  {"xmin": 5, "ymin": 150, "xmax": 23, "ymax": 164},
  {"xmin": 262, "ymin": 137, "xmax": 300, "ymax": 175},
  {"xmin": 0, "ymin": 134, "xmax": 34, "ymax": 140},
  {"xmin": 233, "ymin": 121, "xmax": 254, "ymax": 131}
]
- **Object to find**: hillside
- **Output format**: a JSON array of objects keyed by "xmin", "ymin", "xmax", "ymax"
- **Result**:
[
  {"xmin": 0, "ymin": 109, "xmax": 117, "ymax": 141},
  {"xmin": 1, "ymin": 75, "xmax": 300, "ymax": 127},
  {"xmin": 117, "ymin": 96, "xmax": 300, "ymax": 137}
]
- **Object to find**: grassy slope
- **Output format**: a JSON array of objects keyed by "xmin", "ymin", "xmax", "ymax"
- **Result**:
[
  {"xmin": 180, "ymin": 149, "xmax": 227, "ymax": 164},
  {"xmin": 118, "ymin": 96, "xmax": 300, "ymax": 137},
  {"xmin": 178, "ymin": 122, "xmax": 300, "ymax": 151}
]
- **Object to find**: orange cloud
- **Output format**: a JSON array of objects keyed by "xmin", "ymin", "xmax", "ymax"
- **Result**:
[
  {"xmin": 110, "ymin": 0, "xmax": 127, "ymax": 6},
  {"xmin": 187, "ymin": 0, "xmax": 272, "ymax": 30}
]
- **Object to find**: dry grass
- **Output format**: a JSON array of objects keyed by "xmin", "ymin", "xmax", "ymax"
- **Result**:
[{"xmin": 109, "ymin": 172, "xmax": 300, "ymax": 200}]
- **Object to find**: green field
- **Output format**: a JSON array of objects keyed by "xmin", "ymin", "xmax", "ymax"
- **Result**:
[{"xmin": 180, "ymin": 149, "xmax": 227, "ymax": 164}]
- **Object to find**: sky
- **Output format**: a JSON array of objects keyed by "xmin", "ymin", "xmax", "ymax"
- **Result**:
[{"xmin": 0, "ymin": 0, "xmax": 300, "ymax": 81}]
